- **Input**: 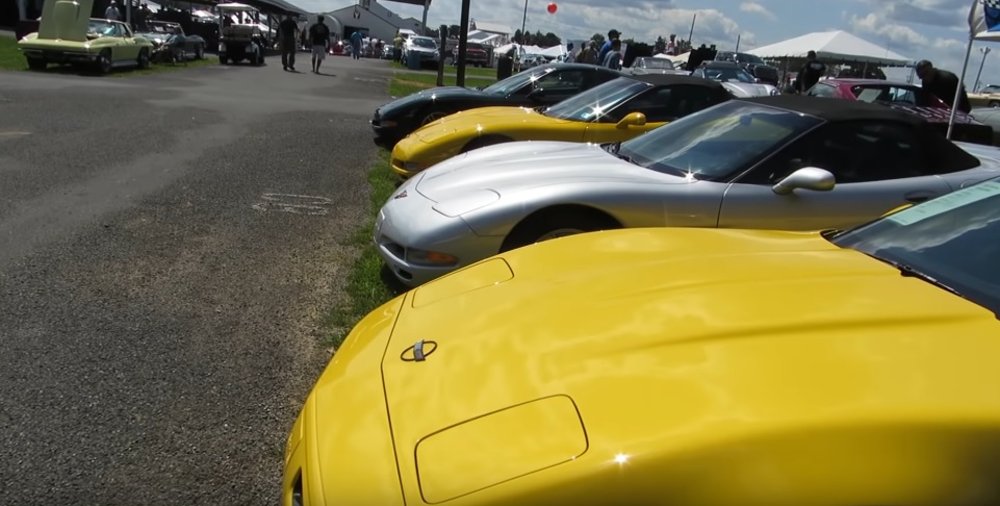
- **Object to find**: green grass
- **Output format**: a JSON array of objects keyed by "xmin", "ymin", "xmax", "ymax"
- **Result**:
[
  {"xmin": 0, "ymin": 35, "xmax": 27, "ymax": 71},
  {"xmin": 389, "ymin": 60, "xmax": 498, "ymax": 78},
  {"xmin": 390, "ymin": 71, "xmax": 495, "ymax": 97},
  {"xmin": 324, "ymin": 149, "xmax": 405, "ymax": 347}
]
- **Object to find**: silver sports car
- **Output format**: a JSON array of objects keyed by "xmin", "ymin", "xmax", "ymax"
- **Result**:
[{"xmin": 374, "ymin": 96, "xmax": 1000, "ymax": 286}]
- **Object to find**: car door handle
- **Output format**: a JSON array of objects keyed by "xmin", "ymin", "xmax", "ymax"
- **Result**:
[{"xmin": 904, "ymin": 190, "xmax": 939, "ymax": 203}]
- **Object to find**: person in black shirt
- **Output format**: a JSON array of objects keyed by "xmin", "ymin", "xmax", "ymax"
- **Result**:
[
  {"xmin": 796, "ymin": 50, "xmax": 827, "ymax": 93},
  {"xmin": 916, "ymin": 60, "xmax": 971, "ymax": 113},
  {"xmin": 278, "ymin": 14, "xmax": 299, "ymax": 71},
  {"xmin": 308, "ymin": 16, "xmax": 330, "ymax": 74}
]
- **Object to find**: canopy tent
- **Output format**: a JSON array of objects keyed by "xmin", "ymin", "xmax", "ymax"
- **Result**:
[{"xmin": 747, "ymin": 30, "xmax": 911, "ymax": 67}]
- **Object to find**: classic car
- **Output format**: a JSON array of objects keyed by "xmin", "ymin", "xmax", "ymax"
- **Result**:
[
  {"xmin": 135, "ymin": 20, "xmax": 206, "ymax": 62},
  {"xmin": 628, "ymin": 56, "xmax": 688, "ymax": 76},
  {"xmin": 691, "ymin": 61, "xmax": 780, "ymax": 97},
  {"xmin": 390, "ymin": 74, "xmax": 731, "ymax": 178},
  {"xmin": 18, "ymin": 0, "xmax": 154, "ymax": 74},
  {"xmin": 217, "ymin": 2, "xmax": 266, "ymax": 65},
  {"xmin": 968, "ymin": 83, "xmax": 1000, "ymax": 108},
  {"xmin": 371, "ymin": 63, "xmax": 624, "ymax": 148},
  {"xmin": 374, "ymin": 95, "xmax": 1000, "ymax": 286},
  {"xmin": 714, "ymin": 50, "xmax": 780, "ymax": 85},
  {"xmin": 806, "ymin": 78, "xmax": 994, "ymax": 145},
  {"xmin": 289, "ymin": 177, "xmax": 1000, "ymax": 505}
]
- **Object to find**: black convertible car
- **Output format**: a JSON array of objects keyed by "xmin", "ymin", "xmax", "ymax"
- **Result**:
[
  {"xmin": 371, "ymin": 63, "xmax": 625, "ymax": 147},
  {"xmin": 136, "ymin": 21, "xmax": 206, "ymax": 63}
]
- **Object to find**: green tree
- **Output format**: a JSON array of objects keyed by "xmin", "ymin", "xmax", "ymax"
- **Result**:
[
  {"xmin": 542, "ymin": 32, "xmax": 561, "ymax": 46},
  {"xmin": 654, "ymin": 36, "xmax": 666, "ymax": 53},
  {"xmin": 513, "ymin": 29, "xmax": 523, "ymax": 44},
  {"xmin": 449, "ymin": 24, "xmax": 461, "ymax": 38}
]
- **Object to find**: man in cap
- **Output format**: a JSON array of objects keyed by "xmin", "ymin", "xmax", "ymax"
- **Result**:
[
  {"xmin": 916, "ymin": 60, "xmax": 971, "ymax": 113},
  {"xmin": 104, "ymin": 0, "xmax": 121, "ymax": 20},
  {"xmin": 598, "ymin": 29, "xmax": 620, "ymax": 64},
  {"xmin": 796, "ymin": 50, "xmax": 827, "ymax": 93}
]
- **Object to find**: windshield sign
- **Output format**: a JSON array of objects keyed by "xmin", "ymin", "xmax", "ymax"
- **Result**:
[
  {"xmin": 617, "ymin": 101, "xmax": 821, "ymax": 179},
  {"xmin": 543, "ymin": 78, "xmax": 649, "ymax": 122},
  {"xmin": 834, "ymin": 180, "xmax": 1000, "ymax": 314}
]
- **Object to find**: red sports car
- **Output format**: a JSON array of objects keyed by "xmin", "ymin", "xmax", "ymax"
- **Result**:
[{"xmin": 807, "ymin": 78, "xmax": 994, "ymax": 145}]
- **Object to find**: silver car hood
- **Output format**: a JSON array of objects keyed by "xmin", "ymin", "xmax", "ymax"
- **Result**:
[
  {"xmin": 722, "ymin": 82, "xmax": 776, "ymax": 97},
  {"xmin": 414, "ymin": 141, "xmax": 688, "ymax": 203}
]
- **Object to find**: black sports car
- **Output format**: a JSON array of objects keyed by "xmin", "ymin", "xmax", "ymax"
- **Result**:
[
  {"xmin": 137, "ymin": 21, "xmax": 206, "ymax": 63},
  {"xmin": 371, "ymin": 63, "xmax": 625, "ymax": 148}
]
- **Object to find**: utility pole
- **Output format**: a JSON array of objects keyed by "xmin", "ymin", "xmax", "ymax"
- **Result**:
[
  {"xmin": 975, "ymin": 46, "xmax": 992, "ymax": 92},
  {"xmin": 456, "ymin": 0, "xmax": 470, "ymax": 87},
  {"xmin": 687, "ymin": 13, "xmax": 696, "ymax": 45},
  {"xmin": 520, "ymin": 0, "xmax": 528, "ymax": 44},
  {"xmin": 735, "ymin": 33, "xmax": 740, "ymax": 53}
]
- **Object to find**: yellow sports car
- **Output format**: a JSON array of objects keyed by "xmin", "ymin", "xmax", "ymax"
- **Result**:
[
  {"xmin": 284, "ymin": 178, "xmax": 1000, "ymax": 505},
  {"xmin": 390, "ymin": 74, "xmax": 730, "ymax": 178}
]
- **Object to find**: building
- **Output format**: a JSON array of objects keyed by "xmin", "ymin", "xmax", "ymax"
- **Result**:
[
  {"xmin": 325, "ymin": 0, "xmax": 424, "ymax": 43},
  {"xmin": 469, "ymin": 20, "xmax": 511, "ymax": 47}
]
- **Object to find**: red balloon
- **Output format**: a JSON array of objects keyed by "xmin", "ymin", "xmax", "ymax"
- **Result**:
[{"xmin": 547, "ymin": 2, "xmax": 557, "ymax": 13}]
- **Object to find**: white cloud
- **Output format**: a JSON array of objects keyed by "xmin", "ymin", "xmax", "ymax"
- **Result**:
[{"xmin": 739, "ymin": 1, "xmax": 776, "ymax": 20}]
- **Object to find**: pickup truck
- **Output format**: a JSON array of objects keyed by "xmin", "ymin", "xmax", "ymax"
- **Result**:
[{"xmin": 448, "ymin": 41, "xmax": 490, "ymax": 67}]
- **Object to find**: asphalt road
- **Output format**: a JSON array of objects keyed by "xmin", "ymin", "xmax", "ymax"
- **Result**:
[{"xmin": 0, "ymin": 53, "xmax": 396, "ymax": 504}]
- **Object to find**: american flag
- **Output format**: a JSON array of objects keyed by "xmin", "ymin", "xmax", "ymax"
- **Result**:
[{"xmin": 985, "ymin": 0, "xmax": 1000, "ymax": 9}]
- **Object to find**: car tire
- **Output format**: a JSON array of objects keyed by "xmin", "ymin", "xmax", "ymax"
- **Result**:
[
  {"xmin": 137, "ymin": 48, "xmax": 150, "ymax": 69},
  {"xmin": 26, "ymin": 57, "xmax": 46, "ymax": 71},
  {"xmin": 195, "ymin": 45, "xmax": 204, "ymax": 60},
  {"xmin": 95, "ymin": 49, "xmax": 112, "ymax": 74},
  {"xmin": 461, "ymin": 135, "xmax": 512, "ymax": 153},
  {"xmin": 500, "ymin": 206, "xmax": 621, "ymax": 252},
  {"xmin": 990, "ymin": 100, "xmax": 1000, "ymax": 108}
]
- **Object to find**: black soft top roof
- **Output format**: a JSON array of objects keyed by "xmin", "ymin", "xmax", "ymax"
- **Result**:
[
  {"xmin": 630, "ymin": 73, "xmax": 726, "ymax": 91},
  {"xmin": 741, "ymin": 95, "xmax": 925, "ymax": 125}
]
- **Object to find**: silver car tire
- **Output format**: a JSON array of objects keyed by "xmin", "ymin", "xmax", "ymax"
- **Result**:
[{"xmin": 500, "ymin": 206, "xmax": 620, "ymax": 252}]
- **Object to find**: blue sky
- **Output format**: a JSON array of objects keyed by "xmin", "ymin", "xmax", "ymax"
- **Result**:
[{"xmin": 295, "ymin": 0, "xmax": 1000, "ymax": 89}]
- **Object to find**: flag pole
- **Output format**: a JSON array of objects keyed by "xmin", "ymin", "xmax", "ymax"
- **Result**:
[{"xmin": 947, "ymin": 37, "xmax": 974, "ymax": 140}]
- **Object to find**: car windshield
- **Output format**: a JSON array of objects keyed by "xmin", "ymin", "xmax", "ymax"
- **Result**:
[
  {"xmin": 832, "ymin": 179, "xmax": 1000, "ymax": 315},
  {"xmin": 482, "ymin": 66, "xmax": 556, "ymax": 96},
  {"xmin": 148, "ymin": 23, "xmax": 180, "ymax": 34},
  {"xmin": 641, "ymin": 59, "xmax": 674, "ymax": 69},
  {"xmin": 737, "ymin": 52, "xmax": 765, "ymax": 64},
  {"xmin": 411, "ymin": 37, "xmax": 437, "ymax": 49},
  {"xmin": 703, "ymin": 66, "xmax": 755, "ymax": 83},
  {"xmin": 87, "ymin": 20, "xmax": 117, "ymax": 36},
  {"xmin": 543, "ymin": 77, "xmax": 649, "ymax": 121},
  {"xmin": 616, "ymin": 101, "xmax": 822, "ymax": 179}
]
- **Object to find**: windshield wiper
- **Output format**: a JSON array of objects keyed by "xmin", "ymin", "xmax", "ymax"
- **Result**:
[{"xmin": 872, "ymin": 255, "xmax": 960, "ymax": 297}]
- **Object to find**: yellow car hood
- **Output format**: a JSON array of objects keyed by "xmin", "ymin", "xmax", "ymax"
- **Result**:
[
  {"xmin": 380, "ymin": 227, "xmax": 1000, "ymax": 504},
  {"xmin": 412, "ymin": 106, "xmax": 575, "ymax": 144}
]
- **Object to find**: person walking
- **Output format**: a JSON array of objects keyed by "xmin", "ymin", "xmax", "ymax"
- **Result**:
[
  {"xmin": 796, "ymin": 50, "xmax": 827, "ymax": 93},
  {"xmin": 308, "ymin": 15, "xmax": 330, "ymax": 73},
  {"xmin": 278, "ymin": 14, "xmax": 299, "ymax": 71},
  {"xmin": 104, "ymin": 0, "xmax": 121, "ymax": 20},
  {"xmin": 916, "ymin": 60, "xmax": 972, "ymax": 113},
  {"xmin": 350, "ymin": 30, "xmax": 363, "ymax": 60},
  {"xmin": 577, "ymin": 41, "xmax": 598, "ymax": 64},
  {"xmin": 602, "ymin": 39, "xmax": 622, "ymax": 70}
]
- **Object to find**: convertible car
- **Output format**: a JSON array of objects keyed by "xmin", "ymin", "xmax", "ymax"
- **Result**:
[
  {"xmin": 375, "ymin": 95, "xmax": 1000, "ymax": 286},
  {"xmin": 390, "ymin": 74, "xmax": 731, "ymax": 178},
  {"xmin": 691, "ymin": 60, "xmax": 780, "ymax": 98},
  {"xmin": 135, "ymin": 20, "xmax": 206, "ymax": 62},
  {"xmin": 18, "ymin": 0, "xmax": 154, "ymax": 74},
  {"xmin": 287, "ymin": 178, "xmax": 1000, "ymax": 505},
  {"xmin": 807, "ymin": 78, "xmax": 994, "ymax": 145},
  {"xmin": 371, "ymin": 63, "xmax": 624, "ymax": 147}
]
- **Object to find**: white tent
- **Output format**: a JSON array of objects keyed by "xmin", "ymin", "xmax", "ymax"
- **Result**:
[{"xmin": 747, "ymin": 30, "xmax": 911, "ymax": 66}]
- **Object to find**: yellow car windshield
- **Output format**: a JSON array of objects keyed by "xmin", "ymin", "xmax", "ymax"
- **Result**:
[{"xmin": 543, "ymin": 77, "xmax": 649, "ymax": 122}]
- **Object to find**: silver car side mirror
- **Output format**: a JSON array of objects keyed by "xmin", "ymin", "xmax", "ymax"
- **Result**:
[{"xmin": 772, "ymin": 167, "xmax": 836, "ymax": 195}]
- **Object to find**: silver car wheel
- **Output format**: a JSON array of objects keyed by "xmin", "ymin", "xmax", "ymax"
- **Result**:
[{"xmin": 535, "ymin": 228, "xmax": 585, "ymax": 241}]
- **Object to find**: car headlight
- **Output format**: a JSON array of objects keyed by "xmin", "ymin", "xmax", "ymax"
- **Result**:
[{"xmin": 405, "ymin": 247, "xmax": 459, "ymax": 267}]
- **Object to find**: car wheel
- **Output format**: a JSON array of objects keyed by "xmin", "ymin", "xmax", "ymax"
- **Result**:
[
  {"xmin": 26, "ymin": 57, "xmax": 46, "ymax": 71},
  {"xmin": 461, "ymin": 135, "xmax": 512, "ymax": 153},
  {"xmin": 95, "ymin": 49, "xmax": 112, "ymax": 74},
  {"xmin": 500, "ymin": 206, "xmax": 621, "ymax": 252},
  {"xmin": 195, "ymin": 45, "xmax": 204, "ymax": 60},
  {"xmin": 420, "ymin": 111, "xmax": 447, "ymax": 125},
  {"xmin": 990, "ymin": 100, "xmax": 1000, "ymax": 108},
  {"xmin": 137, "ymin": 48, "xmax": 150, "ymax": 69},
  {"xmin": 219, "ymin": 54, "xmax": 227, "ymax": 64}
]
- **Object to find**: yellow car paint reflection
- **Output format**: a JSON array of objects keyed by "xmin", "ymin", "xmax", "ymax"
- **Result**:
[
  {"xmin": 285, "ymin": 214, "xmax": 1000, "ymax": 505},
  {"xmin": 390, "ymin": 106, "xmax": 659, "ymax": 178}
]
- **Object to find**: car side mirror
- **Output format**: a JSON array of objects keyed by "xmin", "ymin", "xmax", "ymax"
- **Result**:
[
  {"xmin": 616, "ymin": 111, "xmax": 647, "ymax": 129},
  {"xmin": 772, "ymin": 167, "xmax": 836, "ymax": 195}
]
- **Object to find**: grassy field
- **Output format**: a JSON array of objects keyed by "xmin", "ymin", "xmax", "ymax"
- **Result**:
[
  {"xmin": 0, "ymin": 35, "xmax": 215, "ymax": 75},
  {"xmin": 0, "ymin": 36, "xmax": 26, "ymax": 71},
  {"xmin": 390, "ymin": 71, "xmax": 496, "ymax": 97},
  {"xmin": 325, "ymin": 148, "xmax": 404, "ymax": 346},
  {"xmin": 388, "ymin": 59, "xmax": 498, "ymax": 78}
]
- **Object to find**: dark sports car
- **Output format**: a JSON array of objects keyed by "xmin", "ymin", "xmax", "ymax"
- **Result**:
[
  {"xmin": 136, "ymin": 20, "xmax": 206, "ymax": 62},
  {"xmin": 371, "ymin": 63, "xmax": 625, "ymax": 148}
]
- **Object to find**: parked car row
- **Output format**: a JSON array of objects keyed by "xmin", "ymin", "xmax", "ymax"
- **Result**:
[{"xmin": 281, "ymin": 59, "xmax": 1000, "ymax": 505}]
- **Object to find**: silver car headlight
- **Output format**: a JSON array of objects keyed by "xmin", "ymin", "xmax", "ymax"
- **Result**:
[{"xmin": 405, "ymin": 247, "xmax": 459, "ymax": 267}]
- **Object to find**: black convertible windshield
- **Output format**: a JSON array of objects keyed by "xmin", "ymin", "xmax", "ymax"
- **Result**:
[
  {"xmin": 482, "ymin": 66, "xmax": 556, "ymax": 96},
  {"xmin": 543, "ymin": 77, "xmax": 649, "ymax": 121},
  {"xmin": 703, "ymin": 66, "xmax": 755, "ymax": 83},
  {"xmin": 617, "ymin": 101, "xmax": 821, "ymax": 179},
  {"xmin": 833, "ymin": 179, "xmax": 1000, "ymax": 315}
]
